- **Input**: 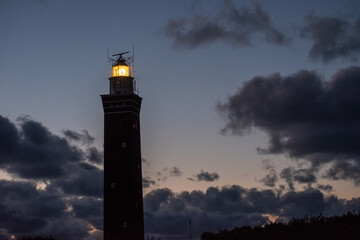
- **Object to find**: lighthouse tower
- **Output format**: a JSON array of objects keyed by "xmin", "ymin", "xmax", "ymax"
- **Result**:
[{"xmin": 101, "ymin": 51, "xmax": 144, "ymax": 240}]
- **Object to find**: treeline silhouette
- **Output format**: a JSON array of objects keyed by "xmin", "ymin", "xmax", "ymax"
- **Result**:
[
  {"xmin": 201, "ymin": 212, "xmax": 360, "ymax": 240},
  {"xmin": 16, "ymin": 237, "xmax": 56, "ymax": 240}
]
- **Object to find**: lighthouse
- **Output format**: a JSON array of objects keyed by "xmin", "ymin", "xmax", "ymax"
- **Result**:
[{"xmin": 101, "ymin": 51, "xmax": 144, "ymax": 240}]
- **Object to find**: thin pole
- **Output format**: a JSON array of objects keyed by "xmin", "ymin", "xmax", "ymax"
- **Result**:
[{"xmin": 189, "ymin": 218, "xmax": 192, "ymax": 240}]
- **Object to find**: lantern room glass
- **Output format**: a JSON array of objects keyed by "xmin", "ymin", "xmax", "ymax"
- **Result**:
[{"xmin": 112, "ymin": 65, "xmax": 132, "ymax": 77}]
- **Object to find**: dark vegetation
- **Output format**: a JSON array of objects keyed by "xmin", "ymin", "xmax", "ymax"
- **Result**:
[
  {"xmin": 16, "ymin": 237, "xmax": 57, "ymax": 240},
  {"xmin": 201, "ymin": 212, "xmax": 360, "ymax": 240}
]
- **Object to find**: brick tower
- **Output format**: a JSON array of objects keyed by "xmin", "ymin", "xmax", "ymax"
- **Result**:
[{"xmin": 102, "ymin": 51, "xmax": 144, "ymax": 240}]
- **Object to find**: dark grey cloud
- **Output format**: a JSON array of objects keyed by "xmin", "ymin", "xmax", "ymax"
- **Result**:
[
  {"xmin": 155, "ymin": 166, "xmax": 184, "ymax": 182},
  {"xmin": 317, "ymin": 184, "xmax": 333, "ymax": 193},
  {"xmin": 0, "ymin": 180, "xmax": 49, "ymax": 234},
  {"xmin": 162, "ymin": 1, "xmax": 360, "ymax": 63},
  {"xmin": 47, "ymin": 162, "xmax": 103, "ymax": 198},
  {"xmin": 143, "ymin": 176, "xmax": 156, "ymax": 189},
  {"xmin": 280, "ymin": 167, "xmax": 317, "ymax": 190},
  {"xmin": 70, "ymin": 196, "xmax": 103, "ymax": 230},
  {"xmin": 0, "ymin": 229, "xmax": 9, "ymax": 240},
  {"xmin": 324, "ymin": 160, "xmax": 360, "ymax": 186},
  {"xmin": 86, "ymin": 146, "xmax": 103, "ymax": 164},
  {"xmin": 144, "ymin": 188, "xmax": 174, "ymax": 212},
  {"xmin": 259, "ymin": 160, "xmax": 278, "ymax": 187},
  {"xmin": 189, "ymin": 170, "xmax": 220, "ymax": 182},
  {"xmin": 63, "ymin": 129, "xmax": 95, "ymax": 145},
  {"xmin": 278, "ymin": 188, "xmax": 325, "ymax": 217},
  {"xmin": 0, "ymin": 173, "xmax": 359, "ymax": 240},
  {"xmin": 260, "ymin": 171, "xmax": 278, "ymax": 187},
  {"xmin": 142, "ymin": 158, "xmax": 151, "ymax": 167},
  {"xmin": 142, "ymin": 166, "xmax": 183, "ymax": 189},
  {"xmin": 0, "ymin": 115, "xmax": 103, "ymax": 239},
  {"xmin": 169, "ymin": 166, "xmax": 183, "ymax": 177},
  {"xmin": 156, "ymin": 171, "xmax": 168, "ymax": 182},
  {"xmin": 0, "ymin": 179, "xmax": 94, "ymax": 240},
  {"xmin": 0, "ymin": 115, "xmax": 84, "ymax": 179},
  {"xmin": 218, "ymin": 66, "xmax": 360, "ymax": 184},
  {"xmin": 300, "ymin": 13, "xmax": 360, "ymax": 62},
  {"xmin": 143, "ymin": 185, "xmax": 360, "ymax": 240},
  {"xmin": 144, "ymin": 185, "xmax": 271, "ymax": 239},
  {"xmin": 161, "ymin": 0, "xmax": 290, "ymax": 49}
]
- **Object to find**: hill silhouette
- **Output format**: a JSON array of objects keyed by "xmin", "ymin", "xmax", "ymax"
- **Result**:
[{"xmin": 201, "ymin": 212, "xmax": 360, "ymax": 240}]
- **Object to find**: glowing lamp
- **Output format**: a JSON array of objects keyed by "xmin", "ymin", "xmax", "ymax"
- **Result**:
[{"xmin": 112, "ymin": 65, "xmax": 131, "ymax": 77}]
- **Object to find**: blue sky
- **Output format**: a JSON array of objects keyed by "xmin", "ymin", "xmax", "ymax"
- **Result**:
[{"xmin": 1, "ymin": 0, "xmax": 360, "ymax": 239}]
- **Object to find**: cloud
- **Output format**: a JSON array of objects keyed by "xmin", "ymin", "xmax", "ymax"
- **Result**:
[
  {"xmin": 143, "ymin": 166, "xmax": 183, "ymax": 189},
  {"xmin": 161, "ymin": 0, "xmax": 290, "ymax": 49},
  {"xmin": 189, "ymin": 170, "xmax": 220, "ymax": 182},
  {"xmin": 278, "ymin": 188, "xmax": 325, "ymax": 217},
  {"xmin": 47, "ymin": 162, "xmax": 103, "ymax": 198},
  {"xmin": 0, "ymin": 115, "xmax": 103, "ymax": 239},
  {"xmin": 143, "ymin": 176, "xmax": 156, "ymax": 189},
  {"xmin": 156, "ymin": 166, "xmax": 184, "ymax": 182},
  {"xmin": 1, "ymin": 111, "xmax": 359, "ymax": 240},
  {"xmin": 162, "ymin": 1, "xmax": 360, "ymax": 63},
  {"xmin": 169, "ymin": 166, "xmax": 183, "ymax": 177},
  {"xmin": 70, "ymin": 196, "xmax": 103, "ymax": 230},
  {"xmin": 0, "ymin": 180, "xmax": 103, "ymax": 239},
  {"xmin": 143, "ymin": 185, "xmax": 360, "ymax": 239},
  {"xmin": 144, "ymin": 188, "xmax": 174, "ymax": 212},
  {"xmin": 260, "ymin": 171, "xmax": 278, "ymax": 187},
  {"xmin": 217, "ymin": 66, "xmax": 360, "ymax": 184},
  {"xmin": 63, "ymin": 129, "xmax": 95, "ymax": 145},
  {"xmin": 0, "ymin": 115, "xmax": 84, "ymax": 179},
  {"xmin": 0, "ymin": 179, "xmax": 94, "ymax": 239},
  {"xmin": 142, "ymin": 158, "xmax": 151, "ymax": 167},
  {"xmin": 324, "ymin": 160, "xmax": 360, "ymax": 186},
  {"xmin": 280, "ymin": 167, "xmax": 317, "ymax": 190},
  {"xmin": 259, "ymin": 160, "xmax": 278, "ymax": 187},
  {"xmin": 0, "ymin": 180, "xmax": 49, "ymax": 234},
  {"xmin": 317, "ymin": 184, "xmax": 333, "ymax": 193},
  {"xmin": 300, "ymin": 13, "xmax": 360, "ymax": 62},
  {"xmin": 0, "ymin": 164, "xmax": 358, "ymax": 240},
  {"xmin": 86, "ymin": 147, "xmax": 103, "ymax": 164}
]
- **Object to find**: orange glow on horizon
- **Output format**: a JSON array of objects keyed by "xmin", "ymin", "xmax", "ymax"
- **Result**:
[{"xmin": 262, "ymin": 214, "xmax": 279, "ymax": 225}]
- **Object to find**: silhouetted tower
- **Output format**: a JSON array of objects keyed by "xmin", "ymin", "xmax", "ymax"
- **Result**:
[{"xmin": 102, "ymin": 51, "xmax": 144, "ymax": 240}]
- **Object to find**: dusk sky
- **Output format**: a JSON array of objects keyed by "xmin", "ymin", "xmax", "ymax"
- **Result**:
[{"xmin": 1, "ymin": 0, "xmax": 360, "ymax": 239}]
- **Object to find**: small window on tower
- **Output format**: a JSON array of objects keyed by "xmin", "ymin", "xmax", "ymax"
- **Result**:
[
  {"xmin": 111, "ymin": 182, "xmax": 115, "ymax": 188},
  {"xmin": 123, "ymin": 222, "xmax": 128, "ymax": 228},
  {"xmin": 122, "ymin": 142, "xmax": 126, "ymax": 148}
]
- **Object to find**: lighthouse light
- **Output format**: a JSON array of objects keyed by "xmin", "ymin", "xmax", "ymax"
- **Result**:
[{"xmin": 112, "ymin": 65, "xmax": 131, "ymax": 77}]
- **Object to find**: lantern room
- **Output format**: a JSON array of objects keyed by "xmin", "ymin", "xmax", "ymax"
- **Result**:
[
  {"xmin": 109, "ymin": 51, "xmax": 134, "ymax": 78},
  {"xmin": 108, "ymin": 51, "xmax": 135, "ymax": 95},
  {"xmin": 112, "ymin": 64, "xmax": 131, "ymax": 77}
]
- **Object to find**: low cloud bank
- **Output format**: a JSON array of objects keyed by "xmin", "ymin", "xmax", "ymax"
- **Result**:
[{"xmin": 218, "ymin": 66, "xmax": 360, "ymax": 186}]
